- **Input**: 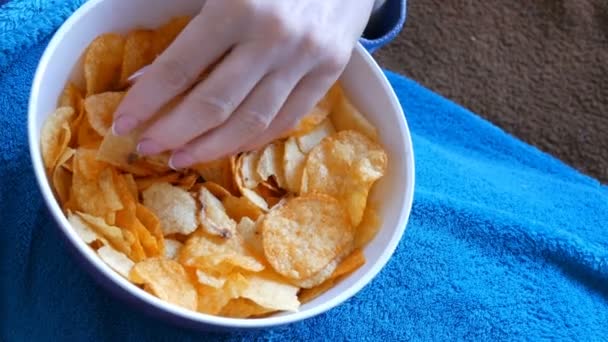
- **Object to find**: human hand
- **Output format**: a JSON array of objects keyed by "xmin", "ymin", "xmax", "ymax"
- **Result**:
[{"xmin": 112, "ymin": 0, "xmax": 376, "ymax": 169}]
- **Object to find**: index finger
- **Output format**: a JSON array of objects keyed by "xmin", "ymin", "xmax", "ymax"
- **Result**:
[{"xmin": 112, "ymin": 13, "xmax": 237, "ymax": 136}]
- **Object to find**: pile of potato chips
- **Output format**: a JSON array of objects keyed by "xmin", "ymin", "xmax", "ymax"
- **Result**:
[{"xmin": 40, "ymin": 16, "xmax": 388, "ymax": 318}]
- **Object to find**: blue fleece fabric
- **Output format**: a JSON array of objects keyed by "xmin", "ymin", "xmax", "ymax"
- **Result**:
[{"xmin": 2, "ymin": 0, "xmax": 608, "ymax": 340}]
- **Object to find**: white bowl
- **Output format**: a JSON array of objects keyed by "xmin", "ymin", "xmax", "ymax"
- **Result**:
[{"xmin": 28, "ymin": 0, "xmax": 415, "ymax": 330}]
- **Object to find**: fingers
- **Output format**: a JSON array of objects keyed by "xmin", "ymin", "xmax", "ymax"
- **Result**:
[
  {"xmin": 246, "ymin": 70, "xmax": 337, "ymax": 151},
  {"xmin": 112, "ymin": 13, "xmax": 238, "ymax": 136},
  {"xmin": 169, "ymin": 70, "xmax": 301, "ymax": 168},
  {"xmin": 136, "ymin": 42, "xmax": 272, "ymax": 155}
]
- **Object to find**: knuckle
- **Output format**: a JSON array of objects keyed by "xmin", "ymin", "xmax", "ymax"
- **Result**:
[
  {"xmin": 240, "ymin": 110, "xmax": 272, "ymax": 135},
  {"xmin": 155, "ymin": 57, "xmax": 194, "ymax": 92},
  {"xmin": 263, "ymin": 10, "xmax": 294, "ymax": 42},
  {"xmin": 322, "ymin": 49, "xmax": 350, "ymax": 73},
  {"xmin": 300, "ymin": 32, "xmax": 324, "ymax": 57},
  {"xmin": 188, "ymin": 95, "xmax": 234, "ymax": 127}
]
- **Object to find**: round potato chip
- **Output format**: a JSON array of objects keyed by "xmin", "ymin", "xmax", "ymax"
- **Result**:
[
  {"xmin": 84, "ymin": 33, "xmax": 125, "ymax": 96},
  {"xmin": 84, "ymin": 92, "xmax": 125, "ymax": 136},
  {"xmin": 41, "ymin": 107, "xmax": 75, "ymax": 171},
  {"xmin": 119, "ymin": 29, "xmax": 156, "ymax": 86},
  {"xmin": 300, "ymin": 130, "xmax": 387, "ymax": 227},
  {"xmin": 261, "ymin": 194, "xmax": 354, "ymax": 280},
  {"xmin": 198, "ymin": 187, "xmax": 236, "ymax": 238},
  {"xmin": 142, "ymin": 182, "xmax": 198, "ymax": 236}
]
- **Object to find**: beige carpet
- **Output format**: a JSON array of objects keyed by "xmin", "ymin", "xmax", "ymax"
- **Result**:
[{"xmin": 375, "ymin": 0, "xmax": 608, "ymax": 183}]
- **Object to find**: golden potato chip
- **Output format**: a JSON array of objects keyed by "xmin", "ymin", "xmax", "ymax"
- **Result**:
[
  {"xmin": 198, "ymin": 187, "xmax": 236, "ymax": 238},
  {"xmin": 331, "ymin": 248, "xmax": 365, "ymax": 280},
  {"xmin": 123, "ymin": 173, "xmax": 138, "ymax": 200},
  {"xmin": 282, "ymin": 137, "xmax": 306, "ymax": 194},
  {"xmin": 84, "ymin": 92, "xmax": 125, "ymax": 136},
  {"xmin": 290, "ymin": 255, "xmax": 341, "ymax": 289},
  {"xmin": 192, "ymin": 158, "xmax": 237, "ymax": 195},
  {"xmin": 236, "ymin": 216, "xmax": 264, "ymax": 258},
  {"xmin": 179, "ymin": 233, "xmax": 264, "ymax": 274},
  {"xmin": 136, "ymin": 203, "xmax": 165, "ymax": 255},
  {"xmin": 295, "ymin": 118, "xmax": 335, "ymax": 154},
  {"xmin": 68, "ymin": 211, "xmax": 107, "ymax": 245},
  {"xmin": 354, "ymin": 203, "xmax": 381, "ymax": 248},
  {"xmin": 219, "ymin": 298, "xmax": 274, "ymax": 318},
  {"xmin": 98, "ymin": 168, "xmax": 124, "ymax": 212},
  {"xmin": 241, "ymin": 272, "xmax": 300, "ymax": 312},
  {"xmin": 256, "ymin": 143, "xmax": 286, "ymax": 189},
  {"xmin": 97, "ymin": 245, "xmax": 134, "ymax": 278},
  {"xmin": 300, "ymin": 130, "xmax": 387, "ymax": 227},
  {"xmin": 135, "ymin": 172, "xmax": 181, "ymax": 192},
  {"xmin": 113, "ymin": 173, "xmax": 147, "ymax": 261},
  {"xmin": 261, "ymin": 194, "xmax": 354, "ymax": 280},
  {"xmin": 120, "ymin": 29, "xmax": 156, "ymax": 86},
  {"xmin": 163, "ymin": 238, "xmax": 183, "ymax": 259},
  {"xmin": 202, "ymin": 181, "xmax": 232, "ymax": 201},
  {"xmin": 59, "ymin": 83, "xmax": 84, "ymax": 110},
  {"xmin": 153, "ymin": 16, "xmax": 191, "ymax": 55},
  {"xmin": 195, "ymin": 269, "xmax": 226, "ymax": 289},
  {"xmin": 240, "ymin": 188, "xmax": 269, "ymax": 212},
  {"xmin": 142, "ymin": 182, "xmax": 198, "ymax": 236},
  {"xmin": 76, "ymin": 211, "xmax": 134, "ymax": 255},
  {"xmin": 329, "ymin": 85, "xmax": 378, "ymax": 141},
  {"xmin": 297, "ymin": 278, "xmax": 336, "ymax": 304},
  {"xmin": 76, "ymin": 115, "xmax": 103, "ymax": 149},
  {"xmin": 52, "ymin": 148, "xmax": 75, "ymax": 203},
  {"xmin": 285, "ymin": 104, "xmax": 330, "ymax": 137},
  {"xmin": 72, "ymin": 149, "xmax": 121, "ymax": 218},
  {"xmin": 41, "ymin": 107, "xmax": 75, "ymax": 170},
  {"xmin": 196, "ymin": 273, "xmax": 248, "ymax": 315},
  {"xmin": 130, "ymin": 258, "xmax": 197, "ymax": 310},
  {"xmin": 222, "ymin": 195, "xmax": 263, "ymax": 222},
  {"xmin": 96, "ymin": 132, "xmax": 153, "ymax": 176},
  {"xmin": 253, "ymin": 183, "xmax": 284, "ymax": 208},
  {"xmin": 84, "ymin": 33, "xmax": 125, "ymax": 96},
  {"xmin": 238, "ymin": 151, "xmax": 263, "ymax": 189},
  {"xmin": 178, "ymin": 173, "xmax": 199, "ymax": 190}
]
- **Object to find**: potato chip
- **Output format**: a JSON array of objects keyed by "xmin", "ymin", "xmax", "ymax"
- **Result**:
[
  {"xmin": 240, "ymin": 188, "xmax": 269, "ymax": 212},
  {"xmin": 52, "ymin": 148, "xmax": 75, "ymax": 203},
  {"xmin": 98, "ymin": 167, "xmax": 124, "ymax": 212},
  {"xmin": 238, "ymin": 151, "xmax": 263, "ymax": 189},
  {"xmin": 282, "ymin": 137, "xmax": 306, "ymax": 194},
  {"xmin": 192, "ymin": 158, "xmax": 237, "ymax": 195},
  {"xmin": 163, "ymin": 238, "xmax": 183, "ymax": 259},
  {"xmin": 76, "ymin": 115, "xmax": 103, "ymax": 149},
  {"xmin": 198, "ymin": 187, "xmax": 236, "ymax": 238},
  {"xmin": 76, "ymin": 211, "xmax": 134, "ymax": 255},
  {"xmin": 72, "ymin": 149, "xmax": 121, "ymax": 218},
  {"xmin": 142, "ymin": 182, "xmax": 198, "ymax": 236},
  {"xmin": 236, "ymin": 216, "xmax": 264, "ymax": 257},
  {"xmin": 219, "ymin": 298, "xmax": 274, "ymax": 318},
  {"xmin": 135, "ymin": 172, "xmax": 181, "ymax": 192},
  {"xmin": 261, "ymin": 194, "xmax": 354, "ymax": 280},
  {"xmin": 297, "ymin": 278, "xmax": 336, "ymax": 304},
  {"xmin": 41, "ymin": 107, "xmax": 75, "ymax": 170},
  {"xmin": 256, "ymin": 143, "xmax": 286, "ymax": 189},
  {"xmin": 195, "ymin": 269, "xmax": 226, "ymax": 289},
  {"xmin": 295, "ymin": 118, "xmax": 335, "ymax": 154},
  {"xmin": 222, "ymin": 195, "xmax": 263, "ymax": 222},
  {"xmin": 59, "ymin": 83, "xmax": 84, "ymax": 109},
  {"xmin": 240, "ymin": 272, "xmax": 300, "ymax": 312},
  {"xmin": 97, "ymin": 245, "xmax": 134, "ymax": 278},
  {"xmin": 84, "ymin": 92, "xmax": 125, "ymax": 136},
  {"xmin": 96, "ymin": 132, "xmax": 154, "ymax": 176},
  {"xmin": 285, "ymin": 104, "xmax": 330, "ymax": 138},
  {"xmin": 84, "ymin": 33, "xmax": 125, "ymax": 95},
  {"xmin": 153, "ymin": 16, "xmax": 191, "ymax": 55},
  {"xmin": 178, "ymin": 173, "xmax": 199, "ymax": 190},
  {"xmin": 68, "ymin": 211, "xmax": 107, "ymax": 245},
  {"xmin": 136, "ymin": 203, "xmax": 165, "ymax": 255},
  {"xmin": 290, "ymin": 255, "xmax": 341, "ymax": 289},
  {"xmin": 179, "ymin": 233, "xmax": 264, "ymax": 274},
  {"xmin": 196, "ymin": 273, "xmax": 248, "ymax": 315},
  {"xmin": 300, "ymin": 130, "xmax": 387, "ymax": 227},
  {"xmin": 331, "ymin": 248, "xmax": 365, "ymax": 280},
  {"xmin": 120, "ymin": 29, "xmax": 156, "ymax": 86},
  {"xmin": 130, "ymin": 258, "xmax": 197, "ymax": 310},
  {"xmin": 202, "ymin": 181, "xmax": 232, "ymax": 201},
  {"xmin": 354, "ymin": 203, "xmax": 381, "ymax": 248},
  {"xmin": 329, "ymin": 85, "xmax": 378, "ymax": 141},
  {"xmin": 123, "ymin": 173, "xmax": 138, "ymax": 199}
]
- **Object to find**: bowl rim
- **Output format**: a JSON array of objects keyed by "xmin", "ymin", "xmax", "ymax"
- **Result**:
[{"xmin": 27, "ymin": 0, "xmax": 416, "ymax": 329}]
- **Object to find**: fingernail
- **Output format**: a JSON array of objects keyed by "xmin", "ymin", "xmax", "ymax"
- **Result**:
[
  {"xmin": 127, "ymin": 65, "xmax": 149, "ymax": 83},
  {"xmin": 112, "ymin": 116, "xmax": 137, "ymax": 136},
  {"xmin": 169, "ymin": 151, "xmax": 194, "ymax": 170},
  {"xmin": 137, "ymin": 139, "xmax": 164, "ymax": 156}
]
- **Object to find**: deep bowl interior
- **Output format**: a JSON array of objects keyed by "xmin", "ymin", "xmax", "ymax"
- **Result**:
[{"xmin": 28, "ymin": 0, "xmax": 415, "ymax": 329}]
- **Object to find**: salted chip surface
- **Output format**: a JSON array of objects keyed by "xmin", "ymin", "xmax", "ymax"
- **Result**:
[
  {"xmin": 222, "ymin": 195, "xmax": 263, "ymax": 222},
  {"xmin": 68, "ymin": 211, "xmax": 106, "ymax": 245},
  {"xmin": 84, "ymin": 33, "xmax": 125, "ymax": 95},
  {"xmin": 256, "ymin": 142, "xmax": 286, "ymax": 188},
  {"xmin": 239, "ymin": 151, "xmax": 263, "ymax": 189},
  {"xmin": 295, "ymin": 119, "xmax": 335, "ymax": 154},
  {"xmin": 241, "ymin": 272, "xmax": 300, "ymax": 312},
  {"xmin": 130, "ymin": 258, "xmax": 197, "ymax": 310},
  {"xmin": 195, "ymin": 269, "xmax": 227, "ymax": 289},
  {"xmin": 196, "ymin": 273, "xmax": 249, "ymax": 315},
  {"xmin": 198, "ymin": 187, "xmax": 236, "ymax": 238},
  {"xmin": 142, "ymin": 182, "xmax": 198, "ymax": 236},
  {"xmin": 193, "ymin": 158, "xmax": 237, "ymax": 195},
  {"xmin": 261, "ymin": 194, "xmax": 354, "ymax": 280},
  {"xmin": 83, "ymin": 92, "xmax": 125, "ymax": 136},
  {"xmin": 120, "ymin": 29, "xmax": 156, "ymax": 86},
  {"xmin": 41, "ymin": 107, "xmax": 75, "ymax": 170},
  {"xmin": 236, "ymin": 216, "xmax": 264, "ymax": 257},
  {"xmin": 97, "ymin": 245, "xmax": 134, "ymax": 278},
  {"xmin": 179, "ymin": 233, "xmax": 264, "ymax": 274},
  {"xmin": 219, "ymin": 298, "xmax": 274, "ymax": 318},
  {"xmin": 282, "ymin": 137, "xmax": 306, "ymax": 194},
  {"xmin": 329, "ymin": 85, "xmax": 378, "ymax": 141},
  {"xmin": 300, "ymin": 130, "xmax": 387, "ymax": 227},
  {"xmin": 163, "ymin": 239, "xmax": 183, "ymax": 259},
  {"xmin": 76, "ymin": 211, "xmax": 133, "ymax": 255}
]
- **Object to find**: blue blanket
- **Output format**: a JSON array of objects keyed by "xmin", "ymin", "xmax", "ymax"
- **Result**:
[{"xmin": 2, "ymin": 1, "xmax": 607, "ymax": 340}]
